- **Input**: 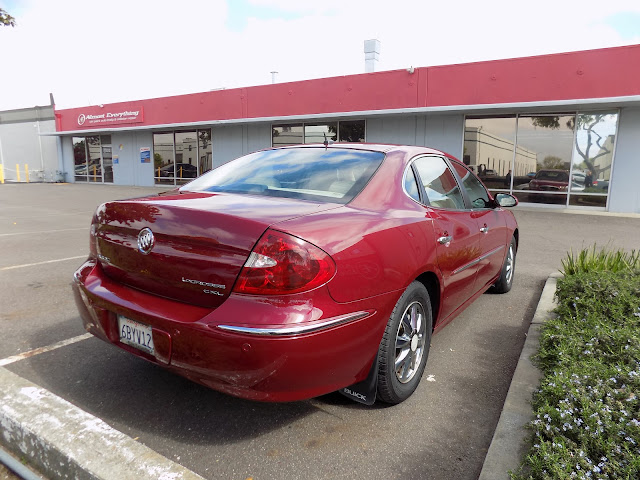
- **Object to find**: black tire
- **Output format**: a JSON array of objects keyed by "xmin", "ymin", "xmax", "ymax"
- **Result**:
[
  {"xmin": 492, "ymin": 236, "xmax": 517, "ymax": 293},
  {"xmin": 377, "ymin": 281, "xmax": 433, "ymax": 404}
]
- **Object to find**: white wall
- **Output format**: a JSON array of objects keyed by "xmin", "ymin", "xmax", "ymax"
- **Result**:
[
  {"xmin": 0, "ymin": 119, "xmax": 58, "ymax": 182},
  {"xmin": 366, "ymin": 116, "xmax": 417, "ymax": 146},
  {"xmin": 61, "ymin": 136, "xmax": 74, "ymax": 181},
  {"xmin": 112, "ymin": 131, "xmax": 154, "ymax": 186},
  {"xmin": 608, "ymin": 107, "xmax": 640, "ymax": 213},
  {"xmin": 366, "ymin": 114, "xmax": 464, "ymax": 159},
  {"xmin": 212, "ymin": 123, "xmax": 271, "ymax": 168}
]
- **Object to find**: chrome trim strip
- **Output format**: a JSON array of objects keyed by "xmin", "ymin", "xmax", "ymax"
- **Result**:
[
  {"xmin": 216, "ymin": 311, "xmax": 371, "ymax": 336},
  {"xmin": 452, "ymin": 245, "xmax": 505, "ymax": 275}
]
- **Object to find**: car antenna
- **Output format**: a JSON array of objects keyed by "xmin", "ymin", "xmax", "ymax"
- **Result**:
[{"xmin": 323, "ymin": 132, "xmax": 334, "ymax": 149}]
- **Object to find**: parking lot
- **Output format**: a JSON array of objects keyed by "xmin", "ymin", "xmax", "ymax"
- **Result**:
[{"xmin": 1, "ymin": 183, "xmax": 639, "ymax": 480}]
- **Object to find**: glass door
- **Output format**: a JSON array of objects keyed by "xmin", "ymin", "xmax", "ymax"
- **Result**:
[{"xmin": 102, "ymin": 145, "xmax": 113, "ymax": 183}]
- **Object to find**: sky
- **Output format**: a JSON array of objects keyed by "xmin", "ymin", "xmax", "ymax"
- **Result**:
[{"xmin": 1, "ymin": 0, "xmax": 640, "ymax": 111}]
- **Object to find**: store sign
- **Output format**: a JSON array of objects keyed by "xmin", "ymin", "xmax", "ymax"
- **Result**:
[{"xmin": 77, "ymin": 107, "xmax": 144, "ymax": 127}]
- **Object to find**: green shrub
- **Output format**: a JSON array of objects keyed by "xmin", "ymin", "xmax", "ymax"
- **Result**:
[
  {"xmin": 561, "ymin": 245, "xmax": 640, "ymax": 276},
  {"xmin": 512, "ymin": 248, "xmax": 640, "ymax": 479}
]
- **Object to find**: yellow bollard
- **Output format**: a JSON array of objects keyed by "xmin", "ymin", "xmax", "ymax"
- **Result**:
[
  {"xmin": 0, "ymin": 165, "xmax": 4, "ymax": 184},
  {"xmin": 180, "ymin": 166, "xmax": 183, "ymax": 178},
  {"xmin": 93, "ymin": 165, "xmax": 96, "ymax": 182},
  {"xmin": 157, "ymin": 167, "xmax": 161, "ymax": 178},
  {"xmin": 16, "ymin": 164, "xmax": 21, "ymax": 182},
  {"xmin": 25, "ymin": 164, "xmax": 29, "ymax": 183}
]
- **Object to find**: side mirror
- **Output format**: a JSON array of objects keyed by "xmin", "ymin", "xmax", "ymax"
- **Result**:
[{"xmin": 494, "ymin": 193, "xmax": 518, "ymax": 208}]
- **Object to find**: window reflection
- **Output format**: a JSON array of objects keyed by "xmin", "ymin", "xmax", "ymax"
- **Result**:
[
  {"xmin": 182, "ymin": 148, "xmax": 384, "ymax": 204},
  {"xmin": 464, "ymin": 113, "xmax": 615, "ymax": 208},
  {"xmin": 464, "ymin": 117, "xmax": 520, "ymax": 191},
  {"xmin": 73, "ymin": 137, "xmax": 87, "ymax": 182},
  {"xmin": 87, "ymin": 136, "xmax": 102, "ymax": 183},
  {"xmin": 517, "ymin": 115, "xmax": 574, "ymax": 204},
  {"xmin": 571, "ymin": 113, "xmax": 618, "ymax": 201},
  {"xmin": 198, "ymin": 130, "xmax": 212, "ymax": 175},
  {"xmin": 413, "ymin": 157, "xmax": 465, "ymax": 209},
  {"xmin": 175, "ymin": 131, "xmax": 198, "ymax": 185},
  {"xmin": 451, "ymin": 162, "xmax": 490, "ymax": 209},
  {"xmin": 305, "ymin": 123, "xmax": 337, "ymax": 144},
  {"xmin": 272, "ymin": 121, "xmax": 365, "ymax": 146},
  {"xmin": 153, "ymin": 130, "xmax": 212, "ymax": 186},
  {"xmin": 339, "ymin": 121, "xmax": 365, "ymax": 142},
  {"xmin": 102, "ymin": 145, "xmax": 113, "ymax": 183},
  {"xmin": 73, "ymin": 135, "xmax": 112, "ymax": 183},
  {"xmin": 154, "ymin": 132, "xmax": 175, "ymax": 185},
  {"xmin": 403, "ymin": 167, "xmax": 420, "ymax": 202},
  {"xmin": 272, "ymin": 124, "xmax": 303, "ymax": 146}
]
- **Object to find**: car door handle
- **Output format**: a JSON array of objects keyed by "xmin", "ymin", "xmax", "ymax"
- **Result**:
[
  {"xmin": 437, "ymin": 235, "xmax": 452, "ymax": 245},
  {"xmin": 480, "ymin": 226, "xmax": 489, "ymax": 234}
]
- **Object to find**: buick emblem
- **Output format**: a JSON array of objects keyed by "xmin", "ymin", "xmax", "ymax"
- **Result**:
[{"xmin": 137, "ymin": 228, "xmax": 155, "ymax": 255}]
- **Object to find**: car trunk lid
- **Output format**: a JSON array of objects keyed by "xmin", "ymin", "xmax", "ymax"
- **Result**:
[{"xmin": 94, "ymin": 192, "xmax": 338, "ymax": 308}]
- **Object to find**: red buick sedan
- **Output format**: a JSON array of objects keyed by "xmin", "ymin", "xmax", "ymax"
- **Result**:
[{"xmin": 73, "ymin": 144, "xmax": 518, "ymax": 405}]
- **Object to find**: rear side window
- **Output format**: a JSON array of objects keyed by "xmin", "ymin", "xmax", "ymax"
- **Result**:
[
  {"xmin": 181, "ymin": 147, "xmax": 385, "ymax": 204},
  {"xmin": 450, "ymin": 162, "xmax": 491, "ymax": 209},
  {"xmin": 403, "ymin": 167, "xmax": 421, "ymax": 202},
  {"xmin": 413, "ymin": 157, "xmax": 465, "ymax": 209}
]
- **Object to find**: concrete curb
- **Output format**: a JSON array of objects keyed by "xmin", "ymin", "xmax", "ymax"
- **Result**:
[
  {"xmin": 478, "ymin": 272, "xmax": 562, "ymax": 480},
  {"xmin": 0, "ymin": 367, "xmax": 206, "ymax": 480}
]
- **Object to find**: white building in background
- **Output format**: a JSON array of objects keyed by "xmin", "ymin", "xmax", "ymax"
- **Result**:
[{"xmin": 0, "ymin": 103, "xmax": 60, "ymax": 182}]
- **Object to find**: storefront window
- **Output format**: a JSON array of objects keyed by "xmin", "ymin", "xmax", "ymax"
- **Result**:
[
  {"xmin": 86, "ymin": 136, "xmax": 102, "ymax": 182},
  {"xmin": 569, "ymin": 112, "xmax": 618, "ymax": 207},
  {"xmin": 272, "ymin": 124, "xmax": 303, "ymax": 146},
  {"xmin": 174, "ymin": 131, "xmax": 198, "ymax": 185},
  {"xmin": 339, "ymin": 120, "xmax": 365, "ymax": 142},
  {"xmin": 73, "ymin": 137, "xmax": 87, "ymax": 182},
  {"xmin": 154, "ymin": 132, "xmax": 175, "ymax": 185},
  {"xmin": 464, "ymin": 111, "xmax": 618, "ymax": 208},
  {"xmin": 304, "ymin": 123, "xmax": 337, "ymax": 144},
  {"xmin": 73, "ymin": 135, "xmax": 112, "ymax": 184},
  {"xmin": 154, "ymin": 130, "xmax": 212, "ymax": 186},
  {"xmin": 272, "ymin": 120, "xmax": 365, "ymax": 146},
  {"xmin": 463, "ymin": 117, "xmax": 518, "ymax": 193},
  {"xmin": 515, "ymin": 115, "xmax": 574, "ymax": 205},
  {"xmin": 198, "ymin": 130, "xmax": 212, "ymax": 174}
]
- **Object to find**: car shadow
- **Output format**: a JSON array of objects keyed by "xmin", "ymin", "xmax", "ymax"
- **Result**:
[{"xmin": 9, "ymin": 325, "xmax": 322, "ymax": 445}]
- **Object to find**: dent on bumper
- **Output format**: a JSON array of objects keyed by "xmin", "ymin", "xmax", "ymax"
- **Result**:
[{"xmin": 72, "ymin": 260, "xmax": 396, "ymax": 402}]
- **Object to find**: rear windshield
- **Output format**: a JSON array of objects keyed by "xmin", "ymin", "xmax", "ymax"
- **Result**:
[{"xmin": 181, "ymin": 147, "xmax": 385, "ymax": 204}]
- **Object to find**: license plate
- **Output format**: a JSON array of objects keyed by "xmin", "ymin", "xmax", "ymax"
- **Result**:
[{"xmin": 118, "ymin": 315, "xmax": 154, "ymax": 355}]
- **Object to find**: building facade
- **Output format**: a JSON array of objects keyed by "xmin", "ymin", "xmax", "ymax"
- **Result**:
[
  {"xmin": 46, "ymin": 45, "xmax": 640, "ymax": 213},
  {"xmin": 0, "ymin": 104, "xmax": 60, "ymax": 183}
]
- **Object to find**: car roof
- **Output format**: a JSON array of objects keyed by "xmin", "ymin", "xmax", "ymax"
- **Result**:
[{"xmin": 274, "ymin": 143, "xmax": 450, "ymax": 157}]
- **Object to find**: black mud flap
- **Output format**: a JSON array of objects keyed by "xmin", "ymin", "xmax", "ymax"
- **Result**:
[{"xmin": 339, "ymin": 357, "xmax": 378, "ymax": 405}]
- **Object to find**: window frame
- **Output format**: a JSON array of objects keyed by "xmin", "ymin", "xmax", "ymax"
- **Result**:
[
  {"xmin": 153, "ymin": 129, "xmax": 212, "ymax": 186},
  {"xmin": 407, "ymin": 155, "xmax": 468, "ymax": 211},
  {"xmin": 271, "ymin": 120, "xmax": 366, "ymax": 147},
  {"xmin": 447, "ymin": 157, "xmax": 494, "ymax": 210}
]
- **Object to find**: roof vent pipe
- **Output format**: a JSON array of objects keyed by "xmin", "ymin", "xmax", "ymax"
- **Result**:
[{"xmin": 364, "ymin": 39, "xmax": 381, "ymax": 73}]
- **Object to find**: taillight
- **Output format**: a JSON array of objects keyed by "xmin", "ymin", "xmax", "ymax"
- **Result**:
[
  {"xmin": 233, "ymin": 229, "xmax": 336, "ymax": 295},
  {"xmin": 89, "ymin": 215, "xmax": 98, "ymax": 258}
]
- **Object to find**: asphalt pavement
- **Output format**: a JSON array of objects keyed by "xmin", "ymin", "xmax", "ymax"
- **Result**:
[{"xmin": 1, "ymin": 183, "xmax": 639, "ymax": 480}]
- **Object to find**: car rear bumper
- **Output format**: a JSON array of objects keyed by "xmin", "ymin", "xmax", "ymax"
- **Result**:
[{"xmin": 72, "ymin": 260, "xmax": 397, "ymax": 402}]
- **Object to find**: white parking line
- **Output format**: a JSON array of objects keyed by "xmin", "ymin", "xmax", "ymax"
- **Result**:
[
  {"xmin": 0, "ymin": 227, "xmax": 87, "ymax": 237},
  {"xmin": 0, "ymin": 255, "xmax": 87, "ymax": 271},
  {"xmin": 0, "ymin": 333, "xmax": 93, "ymax": 367}
]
